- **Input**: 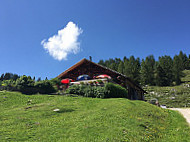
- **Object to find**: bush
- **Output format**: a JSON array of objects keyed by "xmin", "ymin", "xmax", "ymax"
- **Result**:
[
  {"xmin": 66, "ymin": 85, "xmax": 106, "ymax": 98},
  {"xmin": 50, "ymin": 78, "xmax": 61, "ymax": 86},
  {"xmin": 14, "ymin": 76, "xmax": 35, "ymax": 94},
  {"xmin": 104, "ymin": 83, "xmax": 128, "ymax": 98},
  {"xmin": 0, "ymin": 79, "xmax": 17, "ymax": 91},
  {"xmin": 14, "ymin": 76, "xmax": 56, "ymax": 95},
  {"xmin": 15, "ymin": 75, "xmax": 34, "ymax": 89},
  {"xmin": 34, "ymin": 80, "xmax": 56, "ymax": 94},
  {"xmin": 66, "ymin": 83, "xmax": 128, "ymax": 98},
  {"xmin": 83, "ymin": 85, "xmax": 106, "ymax": 98}
]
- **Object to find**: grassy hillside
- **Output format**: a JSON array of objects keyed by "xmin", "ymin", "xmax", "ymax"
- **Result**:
[
  {"xmin": 181, "ymin": 70, "xmax": 190, "ymax": 82},
  {"xmin": 144, "ymin": 70, "xmax": 190, "ymax": 108},
  {"xmin": 0, "ymin": 91, "xmax": 189, "ymax": 141}
]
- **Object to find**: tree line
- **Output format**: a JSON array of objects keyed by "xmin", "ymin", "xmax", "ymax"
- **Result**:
[
  {"xmin": 0, "ymin": 73, "xmax": 56, "ymax": 94},
  {"xmin": 0, "ymin": 73, "xmax": 47, "ymax": 82},
  {"xmin": 98, "ymin": 51, "xmax": 190, "ymax": 86}
]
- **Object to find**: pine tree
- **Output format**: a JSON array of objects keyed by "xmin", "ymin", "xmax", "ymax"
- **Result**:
[
  {"xmin": 114, "ymin": 58, "xmax": 121, "ymax": 71},
  {"xmin": 178, "ymin": 51, "xmax": 188, "ymax": 70},
  {"xmin": 145, "ymin": 55, "xmax": 155, "ymax": 85},
  {"xmin": 118, "ymin": 61, "xmax": 124, "ymax": 74},
  {"xmin": 140, "ymin": 59, "xmax": 148, "ymax": 85},
  {"xmin": 12, "ymin": 74, "xmax": 19, "ymax": 81},
  {"xmin": 134, "ymin": 57, "xmax": 141, "ymax": 84},
  {"xmin": 156, "ymin": 56, "xmax": 173, "ymax": 86},
  {"xmin": 4, "ymin": 73, "xmax": 12, "ymax": 80},
  {"xmin": 98, "ymin": 60, "xmax": 105, "ymax": 66},
  {"xmin": 33, "ymin": 76, "xmax": 36, "ymax": 81},
  {"xmin": 187, "ymin": 55, "xmax": 190, "ymax": 70},
  {"xmin": 173, "ymin": 55, "xmax": 182, "ymax": 85},
  {"xmin": 123, "ymin": 56, "xmax": 128, "ymax": 62},
  {"xmin": 37, "ymin": 77, "xmax": 41, "ymax": 82},
  {"xmin": 110, "ymin": 62, "xmax": 117, "ymax": 71},
  {"xmin": 124, "ymin": 57, "xmax": 132, "ymax": 78},
  {"xmin": 124, "ymin": 56, "xmax": 140, "ymax": 84},
  {"xmin": 155, "ymin": 64, "xmax": 167, "ymax": 86}
]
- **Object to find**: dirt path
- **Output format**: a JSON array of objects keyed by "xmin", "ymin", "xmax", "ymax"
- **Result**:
[{"xmin": 169, "ymin": 108, "xmax": 190, "ymax": 125}]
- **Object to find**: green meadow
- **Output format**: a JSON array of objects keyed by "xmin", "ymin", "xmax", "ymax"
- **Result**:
[{"xmin": 0, "ymin": 91, "xmax": 189, "ymax": 141}]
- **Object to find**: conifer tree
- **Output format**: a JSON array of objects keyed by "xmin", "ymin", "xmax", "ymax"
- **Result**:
[
  {"xmin": 155, "ymin": 64, "xmax": 167, "ymax": 86},
  {"xmin": 187, "ymin": 55, "xmax": 190, "ymax": 70},
  {"xmin": 124, "ymin": 56, "xmax": 140, "ymax": 84},
  {"xmin": 114, "ymin": 58, "xmax": 121, "ymax": 71},
  {"xmin": 140, "ymin": 59, "xmax": 148, "ymax": 85},
  {"xmin": 4, "ymin": 73, "xmax": 12, "ymax": 80},
  {"xmin": 37, "ymin": 77, "xmax": 41, "ymax": 82},
  {"xmin": 173, "ymin": 55, "xmax": 182, "ymax": 85},
  {"xmin": 156, "ymin": 56, "xmax": 173, "ymax": 86},
  {"xmin": 110, "ymin": 62, "xmax": 117, "ymax": 71},
  {"xmin": 140, "ymin": 55, "xmax": 155, "ymax": 85},
  {"xmin": 134, "ymin": 57, "xmax": 141, "ymax": 84},
  {"xmin": 178, "ymin": 51, "xmax": 188, "ymax": 70},
  {"xmin": 118, "ymin": 61, "xmax": 124, "ymax": 74},
  {"xmin": 12, "ymin": 74, "xmax": 19, "ymax": 81},
  {"xmin": 98, "ymin": 60, "xmax": 105, "ymax": 66},
  {"xmin": 33, "ymin": 76, "xmax": 36, "ymax": 81}
]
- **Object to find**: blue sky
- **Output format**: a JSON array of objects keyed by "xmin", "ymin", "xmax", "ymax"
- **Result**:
[{"xmin": 0, "ymin": 0, "xmax": 190, "ymax": 79}]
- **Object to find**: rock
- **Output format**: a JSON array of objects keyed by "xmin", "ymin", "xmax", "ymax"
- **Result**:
[
  {"xmin": 170, "ymin": 97, "xmax": 175, "ymax": 100},
  {"xmin": 150, "ymin": 91, "xmax": 155, "ymax": 94},
  {"xmin": 53, "ymin": 109, "xmax": 60, "ymax": 112}
]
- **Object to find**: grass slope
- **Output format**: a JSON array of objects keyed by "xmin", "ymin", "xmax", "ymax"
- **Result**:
[
  {"xmin": 0, "ymin": 91, "xmax": 190, "ymax": 141},
  {"xmin": 181, "ymin": 70, "xmax": 190, "ymax": 82},
  {"xmin": 144, "ymin": 70, "xmax": 190, "ymax": 108}
]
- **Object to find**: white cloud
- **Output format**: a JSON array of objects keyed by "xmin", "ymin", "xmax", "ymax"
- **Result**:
[{"xmin": 41, "ymin": 22, "xmax": 83, "ymax": 61}]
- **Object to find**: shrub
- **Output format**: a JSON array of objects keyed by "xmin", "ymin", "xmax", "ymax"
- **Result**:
[
  {"xmin": 15, "ymin": 75, "xmax": 35, "ymax": 89},
  {"xmin": 66, "ymin": 85, "xmax": 86, "ymax": 96},
  {"xmin": 66, "ymin": 83, "xmax": 128, "ymax": 99},
  {"xmin": 14, "ymin": 76, "xmax": 35, "ymax": 94},
  {"xmin": 49, "ymin": 78, "xmax": 62, "ymax": 91},
  {"xmin": 34, "ymin": 80, "xmax": 56, "ymax": 94},
  {"xmin": 104, "ymin": 83, "xmax": 128, "ymax": 98},
  {"xmin": 83, "ymin": 85, "xmax": 106, "ymax": 98},
  {"xmin": 50, "ymin": 78, "xmax": 61, "ymax": 86},
  {"xmin": 66, "ymin": 84, "xmax": 106, "ymax": 98},
  {"xmin": 0, "ymin": 79, "xmax": 17, "ymax": 91},
  {"xmin": 14, "ymin": 76, "xmax": 56, "ymax": 95}
]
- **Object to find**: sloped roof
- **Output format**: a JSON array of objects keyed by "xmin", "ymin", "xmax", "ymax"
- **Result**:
[{"xmin": 57, "ymin": 58, "xmax": 146, "ymax": 93}]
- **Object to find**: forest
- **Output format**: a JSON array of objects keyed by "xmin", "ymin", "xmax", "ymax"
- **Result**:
[{"xmin": 98, "ymin": 51, "xmax": 190, "ymax": 86}]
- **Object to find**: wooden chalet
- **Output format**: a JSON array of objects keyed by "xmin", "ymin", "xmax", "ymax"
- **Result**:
[{"xmin": 57, "ymin": 58, "xmax": 146, "ymax": 100}]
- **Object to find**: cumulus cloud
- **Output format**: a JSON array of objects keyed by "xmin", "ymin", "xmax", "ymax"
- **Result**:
[{"xmin": 41, "ymin": 22, "xmax": 83, "ymax": 61}]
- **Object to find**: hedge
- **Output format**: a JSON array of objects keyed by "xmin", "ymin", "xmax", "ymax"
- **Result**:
[{"xmin": 66, "ymin": 83, "xmax": 128, "ymax": 98}]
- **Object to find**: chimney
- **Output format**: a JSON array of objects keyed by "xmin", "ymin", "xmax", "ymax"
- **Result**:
[{"xmin": 89, "ymin": 56, "xmax": 92, "ymax": 61}]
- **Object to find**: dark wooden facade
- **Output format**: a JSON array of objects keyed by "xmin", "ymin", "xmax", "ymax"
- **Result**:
[{"xmin": 57, "ymin": 58, "xmax": 146, "ymax": 100}]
